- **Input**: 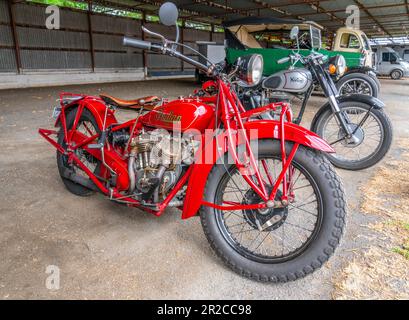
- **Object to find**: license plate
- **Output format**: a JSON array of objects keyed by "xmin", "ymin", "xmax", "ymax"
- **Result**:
[{"xmin": 52, "ymin": 106, "xmax": 62, "ymax": 119}]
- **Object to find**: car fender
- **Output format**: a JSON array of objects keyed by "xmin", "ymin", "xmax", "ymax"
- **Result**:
[
  {"xmin": 181, "ymin": 120, "xmax": 334, "ymax": 219},
  {"xmin": 344, "ymin": 66, "xmax": 376, "ymax": 75},
  {"xmin": 390, "ymin": 67, "xmax": 405, "ymax": 75}
]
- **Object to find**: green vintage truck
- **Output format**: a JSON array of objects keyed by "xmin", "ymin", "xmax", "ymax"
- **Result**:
[{"xmin": 197, "ymin": 17, "xmax": 379, "ymax": 96}]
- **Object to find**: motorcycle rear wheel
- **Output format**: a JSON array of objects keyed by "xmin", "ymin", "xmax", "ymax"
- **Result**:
[
  {"xmin": 200, "ymin": 140, "xmax": 346, "ymax": 282},
  {"xmin": 56, "ymin": 108, "xmax": 101, "ymax": 196}
]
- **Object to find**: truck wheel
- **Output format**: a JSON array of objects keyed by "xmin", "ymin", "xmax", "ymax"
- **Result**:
[
  {"xmin": 336, "ymin": 73, "xmax": 378, "ymax": 97},
  {"xmin": 390, "ymin": 69, "xmax": 403, "ymax": 80},
  {"xmin": 368, "ymin": 72, "xmax": 381, "ymax": 93}
]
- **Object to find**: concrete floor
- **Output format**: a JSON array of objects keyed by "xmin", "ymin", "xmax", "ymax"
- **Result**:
[{"xmin": 0, "ymin": 78, "xmax": 407, "ymax": 299}]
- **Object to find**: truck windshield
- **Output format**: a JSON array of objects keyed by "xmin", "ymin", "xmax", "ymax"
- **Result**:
[
  {"xmin": 393, "ymin": 53, "xmax": 403, "ymax": 61},
  {"xmin": 362, "ymin": 34, "xmax": 371, "ymax": 51},
  {"xmin": 251, "ymin": 31, "xmax": 312, "ymax": 49},
  {"xmin": 229, "ymin": 26, "xmax": 315, "ymax": 50}
]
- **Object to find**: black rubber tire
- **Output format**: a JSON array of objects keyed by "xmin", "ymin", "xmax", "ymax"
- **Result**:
[
  {"xmin": 336, "ymin": 73, "xmax": 379, "ymax": 98},
  {"xmin": 56, "ymin": 108, "xmax": 101, "ymax": 196},
  {"xmin": 368, "ymin": 73, "xmax": 381, "ymax": 92},
  {"xmin": 313, "ymin": 102, "xmax": 393, "ymax": 171},
  {"xmin": 200, "ymin": 140, "xmax": 346, "ymax": 283},
  {"xmin": 390, "ymin": 69, "xmax": 403, "ymax": 80}
]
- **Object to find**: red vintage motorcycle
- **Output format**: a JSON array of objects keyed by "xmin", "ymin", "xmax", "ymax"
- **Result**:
[{"xmin": 39, "ymin": 3, "xmax": 346, "ymax": 283}]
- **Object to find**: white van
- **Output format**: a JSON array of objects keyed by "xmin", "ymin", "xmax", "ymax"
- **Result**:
[{"xmin": 372, "ymin": 46, "xmax": 409, "ymax": 79}]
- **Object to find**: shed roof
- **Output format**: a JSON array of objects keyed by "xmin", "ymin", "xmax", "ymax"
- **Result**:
[{"xmin": 73, "ymin": 0, "xmax": 409, "ymax": 39}]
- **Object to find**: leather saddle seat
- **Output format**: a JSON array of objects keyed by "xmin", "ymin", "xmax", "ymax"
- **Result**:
[{"xmin": 100, "ymin": 94, "xmax": 161, "ymax": 111}]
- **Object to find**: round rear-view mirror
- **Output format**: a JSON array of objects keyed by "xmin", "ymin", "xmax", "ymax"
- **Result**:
[
  {"xmin": 159, "ymin": 2, "xmax": 179, "ymax": 26},
  {"xmin": 290, "ymin": 26, "xmax": 299, "ymax": 40}
]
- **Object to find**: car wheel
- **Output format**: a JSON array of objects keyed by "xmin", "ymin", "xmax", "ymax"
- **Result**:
[{"xmin": 390, "ymin": 69, "xmax": 403, "ymax": 80}]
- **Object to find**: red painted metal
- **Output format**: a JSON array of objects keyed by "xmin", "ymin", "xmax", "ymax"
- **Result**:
[
  {"xmin": 39, "ymin": 76, "xmax": 334, "ymax": 221},
  {"xmin": 55, "ymin": 94, "xmax": 117, "ymax": 131},
  {"xmin": 202, "ymin": 201, "xmax": 267, "ymax": 211},
  {"xmin": 240, "ymin": 104, "xmax": 278, "ymax": 119},
  {"xmin": 140, "ymin": 99, "xmax": 215, "ymax": 133},
  {"xmin": 181, "ymin": 118, "xmax": 334, "ymax": 219},
  {"xmin": 70, "ymin": 130, "xmax": 130, "ymax": 191},
  {"xmin": 38, "ymin": 129, "xmax": 65, "ymax": 154}
]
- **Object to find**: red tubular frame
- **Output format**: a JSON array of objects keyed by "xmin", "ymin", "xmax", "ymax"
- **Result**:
[
  {"xmin": 39, "ymin": 129, "xmax": 65, "ymax": 154},
  {"xmin": 218, "ymin": 81, "xmax": 268, "ymax": 201},
  {"xmin": 204, "ymin": 80, "xmax": 300, "ymax": 208}
]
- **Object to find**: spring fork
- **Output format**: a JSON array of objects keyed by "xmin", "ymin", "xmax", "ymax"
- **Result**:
[{"xmin": 221, "ymin": 82, "xmax": 268, "ymax": 201}]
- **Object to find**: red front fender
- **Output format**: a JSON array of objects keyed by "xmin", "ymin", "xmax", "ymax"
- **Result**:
[{"xmin": 181, "ymin": 120, "xmax": 334, "ymax": 219}]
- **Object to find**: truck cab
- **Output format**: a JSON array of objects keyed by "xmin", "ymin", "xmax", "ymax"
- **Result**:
[{"xmin": 332, "ymin": 27, "xmax": 374, "ymax": 69}]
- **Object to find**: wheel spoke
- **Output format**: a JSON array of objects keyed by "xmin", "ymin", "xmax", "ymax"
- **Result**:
[
  {"xmin": 288, "ymin": 203, "xmax": 318, "ymax": 217},
  {"xmin": 321, "ymin": 105, "xmax": 384, "ymax": 162},
  {"xmin": 285, "ymin": 221, "xmax": 314, "ymax": 233},
  {"xmin": 215, "ymin": 155, "xmax": 321, "ymax": 262}
]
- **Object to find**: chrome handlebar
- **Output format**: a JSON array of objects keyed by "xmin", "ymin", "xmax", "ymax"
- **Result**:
[
  {"xmin": 141, "ymin": 26, "xmax": 167, "ymax": 45},
  {"xmin": 123, "ymin": 26, "xmax": 216, "ymax": 76}
]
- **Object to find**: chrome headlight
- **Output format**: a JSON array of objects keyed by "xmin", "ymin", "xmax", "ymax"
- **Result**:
[
  {"xmin": 235, "ymin": 54, "xmax": 264, "ymax": 86},
  {"xmin": 336, "ymin": 55, "xmax": 346, "ymax": 75}
]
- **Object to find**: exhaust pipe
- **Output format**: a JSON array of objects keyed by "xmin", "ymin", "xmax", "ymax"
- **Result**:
[{"xmin": 128, "ymin": 154, "xmax": 136, "ymax": 194}]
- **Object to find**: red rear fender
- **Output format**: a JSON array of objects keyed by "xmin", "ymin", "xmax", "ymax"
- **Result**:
[
  {"xmin": 55, "ymin": 96, "xmax": 117, "ymax": 129},
  {"xmin": 55, "ymin": 96, "xmax": 128, "ymax": 190}
]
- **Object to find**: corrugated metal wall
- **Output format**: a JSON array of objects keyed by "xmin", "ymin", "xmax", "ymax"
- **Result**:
[
  {"xmin": 0, "ymin": 1, "xmax": 224, "ymax": 76},
  {"xmin": 13, "ymin": 2, "xmax": 92, "ymax": 70},
  {"xmin": 0, "ymin": 0, "xmax": 17, "ymax": 72},
  {"xmin": 91, "ymin": 13, "xmax": 143, "ymax": 69}
]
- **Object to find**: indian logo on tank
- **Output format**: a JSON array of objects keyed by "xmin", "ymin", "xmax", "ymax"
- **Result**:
[{"xmin": 154, "ymin": 111, "xmax": 182, "ymax": 123}]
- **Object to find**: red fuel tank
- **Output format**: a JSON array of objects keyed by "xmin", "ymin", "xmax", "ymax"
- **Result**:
[{"xmin": 140, "ymin": 99, "xmax": 215, "ymax": 132}]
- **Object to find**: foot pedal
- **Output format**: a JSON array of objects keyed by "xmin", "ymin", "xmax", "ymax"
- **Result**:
[{"xmin": 88, "ymin": 131, "xmax": 107, "ymax": 149}]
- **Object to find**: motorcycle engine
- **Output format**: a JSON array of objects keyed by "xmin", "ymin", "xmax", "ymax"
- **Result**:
[
  {"xmin": 240, "ymin": 87, "xmax": 293, "ymax": 120},
  {"xmin": 130, "ymin": 130, "xmax": 200, "ymax": 202}
]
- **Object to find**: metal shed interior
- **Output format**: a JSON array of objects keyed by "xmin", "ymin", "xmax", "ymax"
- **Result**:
[
  {"xmin": 106, "ymin": 0, "xmax": 409, "ymax": 37},
  {"xmin": 1, "ymin": 0, "xmax": 409, "ymax": 88}
]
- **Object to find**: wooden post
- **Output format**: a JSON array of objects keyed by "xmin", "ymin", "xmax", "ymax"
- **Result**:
[
  {"xmin": 210, "ymin": 24, "xmax": 214, "ymax": 42},
  {"xmin": 87, "ymin": 0, "xmax": 95, "ymax": 72},
  {"xmin": 8, "ymin": 0, "xmax": 22, "ymax": 74},
  {"xmin": 326, "ymin": 31, "xmax": 334, "ymax": 50},
  {"xmin": 180, "ymin": 20, "xmax": 185, "ymax": 72},
  {"xmin": 141, "ymin": 11, "xmax": 148, "ymax": 78}
]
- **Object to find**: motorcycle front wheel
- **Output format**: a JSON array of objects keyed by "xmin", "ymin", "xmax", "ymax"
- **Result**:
[
  {"xmin": 312, "ymin": 102, "xmax": 393, "ymax": 170},
  {"xmin": 200, "ymin": 140, "xmax": 346, "ymax": 283}
]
